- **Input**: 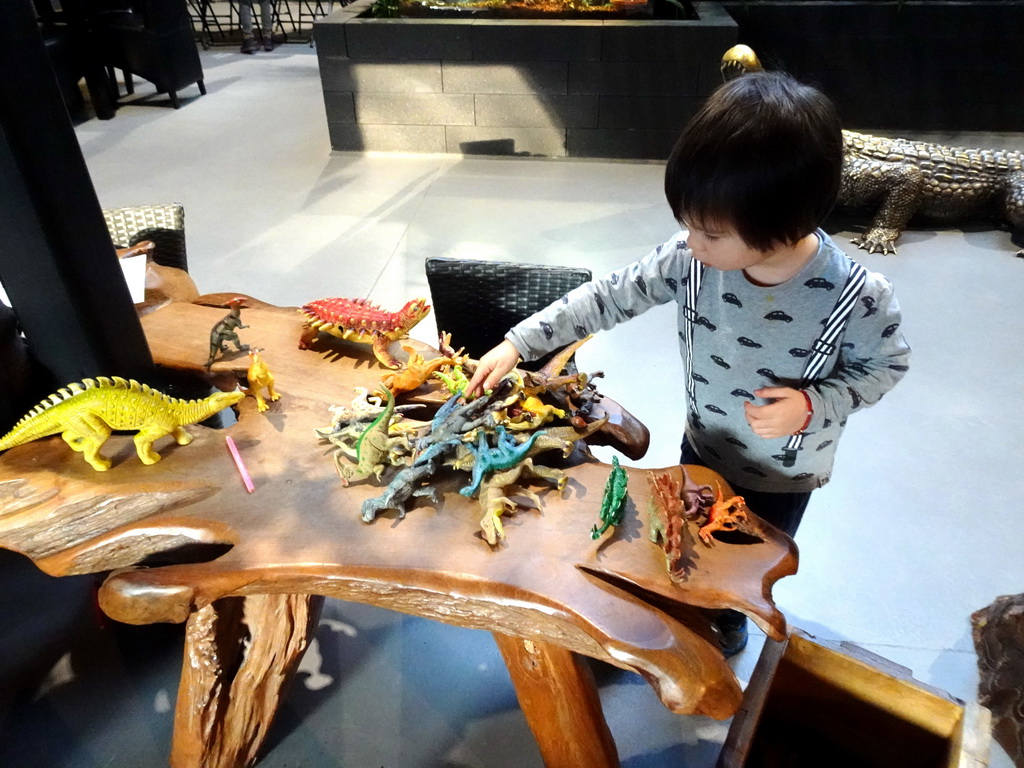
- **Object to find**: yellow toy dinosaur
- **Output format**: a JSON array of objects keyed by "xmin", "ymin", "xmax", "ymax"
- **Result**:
[
  {"xmin": 0, "ymin": 376, "xmax": 244, "ymax": 471},
  {"xmin": 245, "ymin": 348, "xmax": 280, "ymax": 413}
]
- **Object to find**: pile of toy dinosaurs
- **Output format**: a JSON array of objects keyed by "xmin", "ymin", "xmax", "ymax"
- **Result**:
[
  {"xmin": 647, "ymin": 466, "xmax": 769, "ymax": 583},
  {"xmin": 318, "ymin": 332, "xmax": 610, "ymax": 545},
  {"xmin": 0, "ymin": 287, "xmax": 779, "ymax": 564}
]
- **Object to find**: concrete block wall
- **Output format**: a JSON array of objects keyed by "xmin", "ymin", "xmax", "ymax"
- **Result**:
[
  {"xmin": 315, "ymin": 0, "xmax": 736, "ymax": 158},
  {"xmin": 722, "ymin": 1, "xmax": 1024, "ymax": 132}
]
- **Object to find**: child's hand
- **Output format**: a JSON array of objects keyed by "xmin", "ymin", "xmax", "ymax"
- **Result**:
[
  {"xmin": 744, "ymin": 387, "xmax": 811, "ymax": 439},
  {"xmin": 465, "ymin": 340, "xmax": 521, "ymax": 398}
]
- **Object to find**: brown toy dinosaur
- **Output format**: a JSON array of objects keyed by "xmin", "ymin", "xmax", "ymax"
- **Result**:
[{"xmin": 206, "ymin": 297, "xmax": 249, "ymax": 368}]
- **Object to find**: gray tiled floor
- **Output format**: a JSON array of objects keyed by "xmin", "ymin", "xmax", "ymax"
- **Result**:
[{"xmin": 1, "ymin": 44, "xmax": 1022, "ymax": 767}]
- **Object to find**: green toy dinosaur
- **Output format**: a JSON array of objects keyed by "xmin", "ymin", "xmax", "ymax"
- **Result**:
[
  {"xmin": 433, "ymin": 364, "xmax": 470, "ymax": 397},
  {"xmin": 0, "ymin": 376, "xmax": 244, "ymax": 471},
  {"xmin": 591, "ymin": 455, "xmax": 628, "ymax": 539},
  {"xmin": 336, "ymin": 385, "xmax": 411, "ymax": 485}
]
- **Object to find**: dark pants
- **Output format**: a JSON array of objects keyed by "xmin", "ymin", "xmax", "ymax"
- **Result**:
[
  {"xmin": 679, "ymin": 436, "xmax": 811, "ymax": 538},
  {"xmin": 680, "ymin": 436, "xmax": 811, "ymax": 633}
]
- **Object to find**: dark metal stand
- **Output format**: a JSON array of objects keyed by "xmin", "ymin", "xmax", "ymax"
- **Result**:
[{"xmin": 0, "ymin": 1, "xmax": 153, "ymax": 411}]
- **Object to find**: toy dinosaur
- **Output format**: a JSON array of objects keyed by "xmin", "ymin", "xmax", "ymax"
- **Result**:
[
  {"xmin": 378, "ymin": 345, "xmax": 453, "ymax": 398},
  {"xmin": 520, "ymin": 335, "xmax": 593, "ymax": 398},
  {"xmin": 591, "ymin": 456, "xmax": 628, "ymax": 539},
  {"xmin": 433, "ymin": 364, "xmax": 470, "ymax": 397},
  {"xmin": 205, "ymin": 297, "xmax": 249, "ymax": 368},
  {"xmin": 722, "ymin": 44, "xmax": 1024, "ymax": 256},
  {"xmin": 498, "ymin": 394, "xmax": 566, "ymax": 431},
  {"xmin": 647, "ymin": 470, "xmax": 697, "ymax": 581},
  {"xmin": 0, "ymin": 376, "xmax": 244, "ymax": 471},
  {"xmin": 458, "ymin": 426, "xmax": 546, "ymax": 498},
  {"xmin": 245, "ymin": 348, "xmax": 280, "ymax": 413},
  {"xmin": 697, "ymin": 485, "xmax": 769, "ymax": 547},
  {"xmin": 475, "ymin": 464, "xmax": 547, "ymax": 546},
  {"xmin": 681, "ymin": 467, "xmax": 715, "ymax": 521},
  {"xmin": 437, "ymin": 331, "xmax": 470, "ymax": 368},
  {"xmin": 298, "ymin": 297, "xmax": 431, "ymax": 369},
  {"xmin": 360, "ymin": 438, "xmax": 460, "ymax": 523},
  {"xmin": 316, "ymin": 388, "xmax": 423, "ymax": 452},
  {"xmin": 336, "ymin": 386, "xmax": 412, "ymax": 486}
]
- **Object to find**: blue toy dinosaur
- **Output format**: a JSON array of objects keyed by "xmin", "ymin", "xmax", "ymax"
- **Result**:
[{"xmin": 459, "ymin": 425, "xmax": 546, "ymax": 498}]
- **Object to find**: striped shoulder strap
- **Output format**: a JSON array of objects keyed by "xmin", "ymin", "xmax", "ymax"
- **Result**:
[
  {"xmin": 681, "ymin": 255, "xmax": 706, "ymax": 424},
  {"xmin": 782, "ymin": 259, "xmax": 867, "ymax": 466}
]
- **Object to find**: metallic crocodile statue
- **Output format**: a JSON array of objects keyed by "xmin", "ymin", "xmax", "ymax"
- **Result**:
[
  {"xmin": 0, "ymin": 376, "xmax": 244, "ymax": 471},
  {"xmin": 721, "ymin": 45, "xmax": 1024, "ymax": 256}
]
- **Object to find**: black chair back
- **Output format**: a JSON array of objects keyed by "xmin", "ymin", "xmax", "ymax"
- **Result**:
[{"xmin": 425, "ymin": 256, "xmax": 592, "ymax": 369}]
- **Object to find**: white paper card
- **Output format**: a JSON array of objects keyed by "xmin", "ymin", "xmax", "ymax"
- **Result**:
[{"xmin": 120, "ymin": 254, "xmax": 147, "ymax": 303}]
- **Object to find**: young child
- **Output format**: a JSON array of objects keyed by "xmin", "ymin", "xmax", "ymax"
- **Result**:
[{"xmin": 466, "ymin": 71, "xmax": 911, "ymax": 654}]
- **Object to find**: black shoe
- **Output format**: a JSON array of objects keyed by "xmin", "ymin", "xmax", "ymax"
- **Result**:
[
  {"xmin": 240, "ymin": 36, "xmax": 257, "ymax": 54},
  {"xmin": 262, "ymin": 35, "xmax": 275, "ymax": 52}
]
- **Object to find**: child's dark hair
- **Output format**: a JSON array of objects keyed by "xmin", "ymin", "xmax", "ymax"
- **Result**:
[{"xmin": 664, "ymin": 71, "xmax": 843, "ymax": 252}]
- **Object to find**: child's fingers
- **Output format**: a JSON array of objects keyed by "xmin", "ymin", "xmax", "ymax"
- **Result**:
[{"xmin": 753, "ymin": 386, "xmax": 795, "ymax": 401}]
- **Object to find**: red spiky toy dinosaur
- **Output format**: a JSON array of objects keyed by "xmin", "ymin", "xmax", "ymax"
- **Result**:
[{"xmin": 297, "ymin": 297, "xmax": 430, "ymax": 369}]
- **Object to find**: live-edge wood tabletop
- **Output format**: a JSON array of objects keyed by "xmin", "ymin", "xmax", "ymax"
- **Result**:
[{"xmin": 0, "ymin": 299, "xmax": 798, "ymax": 768}]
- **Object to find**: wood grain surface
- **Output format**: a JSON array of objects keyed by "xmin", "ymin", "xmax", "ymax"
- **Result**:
[{"xmin": 0, "ymin": 299, "xmax": 799, "ymax": 767}]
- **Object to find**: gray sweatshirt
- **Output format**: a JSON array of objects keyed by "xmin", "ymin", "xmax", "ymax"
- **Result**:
[{"xmin": 507, "ymin": 229, "xmax": 911, "ymax": 492}]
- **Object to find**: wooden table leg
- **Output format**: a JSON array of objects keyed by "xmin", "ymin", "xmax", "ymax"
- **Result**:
[
  {"xmin": 171, "ymin": 593, "xmax": 324, "ymax": 768},
  {"xmin": 493, "ymin": 632, "xmax": 620, "ymax": 768}
]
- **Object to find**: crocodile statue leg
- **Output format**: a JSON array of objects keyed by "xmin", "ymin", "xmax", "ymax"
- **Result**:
[
  {"xmin": 842, "ymin": 155, "xmax": 925, "ymax": 254},
  {"xmin": 1005, "ymin": 170, "xmax": 1024, "ymax": 256}
]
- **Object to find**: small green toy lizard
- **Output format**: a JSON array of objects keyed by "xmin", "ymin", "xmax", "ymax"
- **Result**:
[
  {"xmin": 591, "ymin": 456, "xmax": 628, "ymax": 539},
  {"xmin": 433, "ymin": 364, "xmax": 470, "ymax": 397}
]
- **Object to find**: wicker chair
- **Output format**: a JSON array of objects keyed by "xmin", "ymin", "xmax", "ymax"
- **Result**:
[
  {"xmin": 424, "ymin": 256, "xmax": 592, "ymax": 370},
  {"xmin": 103, "ymin": 202, "xmax": 188, "ymax": 272}
]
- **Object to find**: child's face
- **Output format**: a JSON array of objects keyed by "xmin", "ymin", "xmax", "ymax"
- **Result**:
[{"xmin": 681, "ymin": 217, "xmax": 770, "ymax": 271}]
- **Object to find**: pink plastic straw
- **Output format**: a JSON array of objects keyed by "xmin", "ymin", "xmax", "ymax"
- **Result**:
[{"xmin": 225, "ymin": 436, "xmax": 255, "ymax": 493}]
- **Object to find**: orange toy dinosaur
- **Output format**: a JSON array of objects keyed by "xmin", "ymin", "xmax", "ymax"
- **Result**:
[
  {"xmin": 697, "ymin": 485, "xmax": 768, "ymax": 546},
  {"xmin": 377, "ymin": 345, "xmax": 453, "ymax": 398}
]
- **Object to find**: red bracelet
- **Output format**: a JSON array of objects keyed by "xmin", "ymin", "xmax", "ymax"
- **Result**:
[{"xmin": 796, "ymin": 390, "xmax": 813, "ymax": 434}]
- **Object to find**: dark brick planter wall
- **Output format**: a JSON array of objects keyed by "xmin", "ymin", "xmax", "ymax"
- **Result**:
[
  {"xmin": 722, "ymin": 1, "xmax": 1024, "ymax": 132},
  {"xmin": 314, "ymin": 0, "xmax": 736, "ymax": 158}
]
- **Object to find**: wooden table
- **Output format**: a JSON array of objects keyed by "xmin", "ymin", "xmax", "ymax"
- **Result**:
[{"xmin": 0, "ymin": 300, "xmax": 798, "ymax": 768}]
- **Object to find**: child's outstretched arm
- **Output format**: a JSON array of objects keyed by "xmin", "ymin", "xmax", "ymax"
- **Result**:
[
  {"xmin": 466, "ymin": 339, "xmax": 521, "ymax": 397},
  {"xmin": 466, "ymin": 231, "xmax": 689, "ymax": 398}
]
